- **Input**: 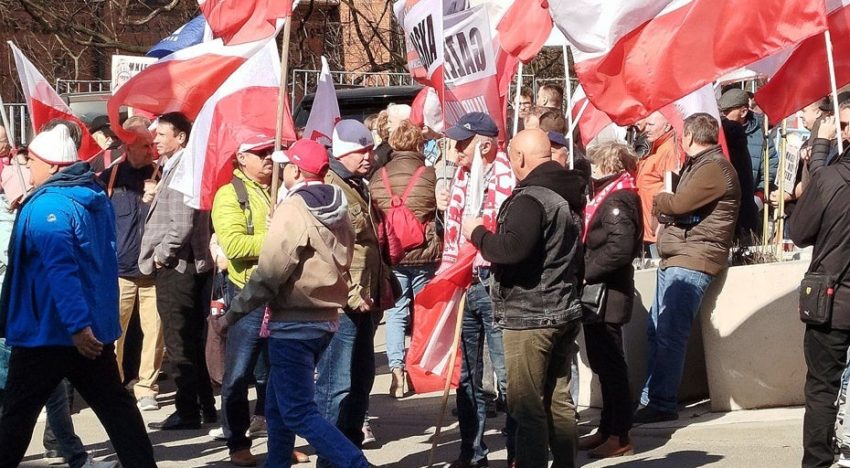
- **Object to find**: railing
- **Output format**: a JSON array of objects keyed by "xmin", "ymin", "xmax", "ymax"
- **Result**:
[
  {"xmin": 54, "ymin": 79, "xmax": 112, "ymax": 95},
  {"xmin": 1, "ymin": 103, "xmax": 31, "ymax": 146}
]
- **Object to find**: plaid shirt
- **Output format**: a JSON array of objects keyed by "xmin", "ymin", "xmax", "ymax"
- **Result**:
[{"xmin": 138, "ymin": 150, "xmax": 212, "ymax": 275}]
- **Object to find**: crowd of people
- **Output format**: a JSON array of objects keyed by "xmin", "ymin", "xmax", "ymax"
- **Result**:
[{"xmin": 0, "ymin": 79, "xmax": 846, "ymax": 468}]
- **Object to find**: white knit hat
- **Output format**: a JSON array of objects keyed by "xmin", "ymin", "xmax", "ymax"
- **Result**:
[
  {"xmin": 28, "ymin": 125, "xmax": 78, "ymax": 166},
  {"xmin": 332, "ymin": 120, "xmax": 374, "ymax": 159}
]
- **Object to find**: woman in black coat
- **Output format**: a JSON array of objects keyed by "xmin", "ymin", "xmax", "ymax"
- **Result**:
[{"xmin": 578, "ymin": 142, "xmax": 644, "ymax": 459}]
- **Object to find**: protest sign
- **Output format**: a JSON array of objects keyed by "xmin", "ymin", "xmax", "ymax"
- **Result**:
[{"xmin": 111, "ymin": 55, "xmax": 157, "ymax": 93}]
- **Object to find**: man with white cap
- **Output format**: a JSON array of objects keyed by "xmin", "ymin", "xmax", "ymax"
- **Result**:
[
  {"xmin": 314, "ymin": 119, "xmax": 393, "ymax": 464},
  {"xmin": 0, "ymin": 124, "xmax": 156, "ymax": 467},
  {"xmin": 230, "ymin": 138, "xmax": 366, "ymax": 467}
]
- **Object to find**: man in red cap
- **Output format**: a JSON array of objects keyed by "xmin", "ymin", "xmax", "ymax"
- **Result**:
[{"xmin": 230, "ymin": 139, "xmax": 367, "ymax": 467}]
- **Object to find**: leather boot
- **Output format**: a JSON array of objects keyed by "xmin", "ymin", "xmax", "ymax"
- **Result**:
[
  {"xmin": 291, "ymin": 450, "xmax": 310, "ymax": 463},
  {"xmin": 229, "ymin": 448, "xmax": 257, "ymax": 467},
  {"xmin": 588, "ymin": 435, "xmax": 635, "ymax": 459},
  {"xmin": 578, "ymin": 431, "xmax": 607, "ymax": 451}
]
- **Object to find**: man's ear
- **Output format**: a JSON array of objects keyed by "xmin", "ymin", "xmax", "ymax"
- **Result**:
[{"xmin": 177, "ymin": 131, "xmax": 188, "ymax": 146}]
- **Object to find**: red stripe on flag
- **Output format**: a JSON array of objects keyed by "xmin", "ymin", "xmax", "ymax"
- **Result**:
[
  {"xmin": 200, "ymin": 0, "xmax": 292, "ymax": 45},
  {"xmin": 107, "ymin": 54, "xmax": 246, "ymax": 143},
  {"xmin": 756, "ymin": 5, "xmax": 850, "ymax": 124},
  {"xmin": 574, "ymin": 0, "xmax": 827, "ymax": 125},
  {"xmin": 30, "ymin": 96, "xmax": 100, "ymax": 161},
  {"xmin": 407, "ymin": 244, "xmax": 477, "ymax": 394}
]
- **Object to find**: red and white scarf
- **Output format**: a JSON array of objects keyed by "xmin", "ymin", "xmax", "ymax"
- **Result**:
[
  {"xmin": 583, "ymin": 172, "xmax": 637, "ymax": 243},
  {"xmin": 439, "ymin": 149, "xmax": 514, "ymax": 272}
]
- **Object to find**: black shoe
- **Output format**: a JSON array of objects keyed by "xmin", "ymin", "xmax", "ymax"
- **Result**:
[
  {"xmin": 448, "ymin": 458, "xmax": 489, "ymax": 468},
  {"xmin": 633, "ymin": 405, "xmax": 678, "ymax": 424},
  {"xmin": 202, "ymin": 406, "xmax": 218, "ymax": 424},
  {"xmin": 148, "ymin": 412, "xmax": 201, "ymax": 430}
]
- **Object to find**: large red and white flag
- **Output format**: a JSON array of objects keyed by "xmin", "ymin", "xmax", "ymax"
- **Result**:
[
  {"xmin": 198, "ymin": 0, "xmax": 292, "ymax": 45},
  {"xmin": 571, "ymin": 86, "xmax": 614, "ymax": 147},
  {"xmin": 8, "ymin": 42, "xmax": 100, "ymax": 160},
  {"xmin": 756, "ymin": 0, "xmax": 850, "ymax": 124},
  {"xmin": 407, "ymin": 244, "xmax": 475, "ymax": 393},
  {"xmin": 302, "ymin": 56, "xmax": 340, "ymax": 147},
  {"xmin": 107, "ymin": 29, "xmax": 278, "ymax": 143},
  {"xmin": 169, "ymin": 40, "xmax": 295, "ymax": 210},
  {"xmin": 550, "ymin": 0, "xmax": 828, "ymax": 126}
]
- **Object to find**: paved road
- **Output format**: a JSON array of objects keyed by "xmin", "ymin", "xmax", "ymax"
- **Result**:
[{"xmin": 20, "ymin": 323, "xmax": 805, "ymax": 467}]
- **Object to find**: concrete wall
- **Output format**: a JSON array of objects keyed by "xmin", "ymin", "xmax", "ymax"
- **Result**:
[{"xmin": 576, "ymin": 260, "xmax": 807, "ymax": 412}]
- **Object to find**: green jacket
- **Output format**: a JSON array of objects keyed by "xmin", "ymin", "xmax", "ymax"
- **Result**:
[{"xmin": 211, "ymin": 169, "xmax": 271, "ymax": 289}]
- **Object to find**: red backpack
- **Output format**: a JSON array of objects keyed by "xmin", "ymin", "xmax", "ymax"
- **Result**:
[{"xmin": 379, "ymin": 166, "xmax": 427, "ymax": 255}]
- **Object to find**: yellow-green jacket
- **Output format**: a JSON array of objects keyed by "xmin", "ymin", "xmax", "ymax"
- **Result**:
[{"xmin": 211, "ymin": 169, "xmax": 271, "ymax": 289}]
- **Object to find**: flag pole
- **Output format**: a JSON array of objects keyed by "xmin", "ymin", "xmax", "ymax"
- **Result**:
[
  {"xmin": 776, "ymin": 120, "xmax": 787, "ymax": 254},
  {"xmin": 825, "ymin": 30, "xmax": 844, "ymax": 155},
  {"xmin": 563, "ymin": 44, "xmax": 575, "ymax": 169},
  {"xmin": 512, "ymin": 63, "xmax": 524, "ymax": 136},
  {"xmin": 271, "ymin": 1, "xmax": 299, "ymax": 214},
  {"xmin": 427, "ymin": 293, "xmax": 467, "ymax": 468},
  {"xmin": 761, "ymin": 116, "xmax": 770, "ymax": 246},
  {"xmin": 568, "ymin": 99, "xmax": 589, "ymax": 170}
]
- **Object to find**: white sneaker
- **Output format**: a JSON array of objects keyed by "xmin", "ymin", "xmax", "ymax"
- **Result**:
[
  {"xmin": 839, "ymin": 448, "xmax": 850, "ymax": 468},
  {"xmin": 247, "ymin": 415, "xmax": 267, "ymax": 438},
  {"xmin": 208, "ymin": 427, "xmax": 226, "ymax": 440},
  {"xmin": 362, "ymin": 421, "xmax": 376, "ymax": 445},
  {"xmin": 136, "ymin": 396, "xmax": 159, "ymax": 411},
  {"xmin": 81, "ymin": 456, "xmax": 119, "ymax": 468}
]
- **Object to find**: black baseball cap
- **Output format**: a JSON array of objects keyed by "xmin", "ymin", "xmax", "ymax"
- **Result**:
[{"xmin": 445, "ymin": 112, "xmax": 499, "ymax": 141}]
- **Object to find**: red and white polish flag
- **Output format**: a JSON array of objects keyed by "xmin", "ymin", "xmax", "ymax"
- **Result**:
[
  {"xmin": 198, "ymin": 0, "xmax": 292, "ymax": 45},
  {"xmin": 107, "ymin": 27, "xmax": 281, "ymax": 144},
  {"xmin": 756, "ymin": 0, "xmax": 850, "ymax": 124},
  {"xmin": 395, "ymin": 0, "xmax": 446, "ymax": 93},
  {"xmin": 570, "ymin": 85, "xmax": 614, "ymax": 147},
  {"xmin": 550, "ymin": 0, "xmax": 828, "ymax": 126},
  {"xmin": 169, "ymin": 39, "xmax": 295, "ymax": 210},
  {"xmin": 302, "ymin": 56, "xmax": 341, "ymax": 147},
  {"xmin": 8, "ymin": 42, "xmax": 100, "ymax": 160}
]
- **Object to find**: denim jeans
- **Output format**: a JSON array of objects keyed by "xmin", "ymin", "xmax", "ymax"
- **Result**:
[
  {"xmin": 266, "ymin": 334, "xmax": 368, "ymax": 468},
  {"xmin": 504, "ymin": 322, "xmax": 581, "ymax": 468},
  {"xmin": 836, "ymin": 348, "xmax": 850, "ymax": 449},
  {"xmin": 315, "ymin": 310, "xmax": 380, "ymax": 467},
  {"xmin": 385, "ymin": 265, "xmax": 436, "ymax": 370},
  {"xmin": 457, "ymin": 277, "xmax": 511, "ymax": 464},
  {"xmin": 221, "ymin": 306, "xmax": 269, "ymax": 453},
  {"xmin": 44, "ymin": 380, "xmax": 88, "ymax": 468},
  {"xmin": 640, "ymin": 266, "xmax": 713, "ymax": 413}
]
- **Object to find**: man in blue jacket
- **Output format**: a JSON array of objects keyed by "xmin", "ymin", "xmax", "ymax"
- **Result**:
[{"xmin": 0, "ymin": 123, "xmax": 156, "ymax": 468}]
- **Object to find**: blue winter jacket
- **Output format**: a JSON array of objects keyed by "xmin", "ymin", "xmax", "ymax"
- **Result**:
[{"xmin": 0, "ymin": 162, "xmax": 121, "ymax": 347}]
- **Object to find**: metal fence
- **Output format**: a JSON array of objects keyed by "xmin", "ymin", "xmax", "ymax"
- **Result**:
[
  {"xmin": 1, "ymin": 103, "xmax": 31, "ymax": 146},
  {"xmin": 55, "ymin": 79, "xmax": 112, "ymax": 95}
]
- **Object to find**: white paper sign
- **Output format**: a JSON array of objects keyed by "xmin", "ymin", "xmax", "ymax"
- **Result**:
[{"xmin": 111, "ymin": 55, "xmax": 157, "ymax": 93}]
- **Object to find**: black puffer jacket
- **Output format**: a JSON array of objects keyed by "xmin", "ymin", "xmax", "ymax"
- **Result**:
[{"xmin": 584, "ymin": 174, "xmax": 643, "ymax": 325}]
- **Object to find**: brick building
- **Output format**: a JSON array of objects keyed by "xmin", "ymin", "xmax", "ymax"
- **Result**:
[{"xmin": 0, "ymin": 0, "xmax": 404, "ymax": 104}]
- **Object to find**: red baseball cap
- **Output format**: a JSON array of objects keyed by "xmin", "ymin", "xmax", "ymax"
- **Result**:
[{"xmin": 272, "ymin": 139, "xmax": 329, "ymax": 175}]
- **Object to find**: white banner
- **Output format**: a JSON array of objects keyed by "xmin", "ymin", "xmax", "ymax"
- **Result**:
[{"xmin": 111, "ymin": 55, "xmax": 157, "ymax": 93}]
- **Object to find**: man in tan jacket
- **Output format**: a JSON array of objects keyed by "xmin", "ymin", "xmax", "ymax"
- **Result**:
[{"xmin": 229, "ymin": 139, "xmax": 368, "ymax": 468}]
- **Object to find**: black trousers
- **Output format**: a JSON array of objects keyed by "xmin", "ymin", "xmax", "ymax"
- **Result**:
[
  {"xmin": 583, "ymin": 322, "xmax": 632, "ymax": 438},
  {"xmin": 156, "ymin": 266, "xmax": 215, "ymax": 418},
  {"xmin": 803, "ymin": 324, "xmax": 850, "ymax": 468},
  {"xmin": 0, "ymin": 345, "xmax": 156, "ymax": 468}
]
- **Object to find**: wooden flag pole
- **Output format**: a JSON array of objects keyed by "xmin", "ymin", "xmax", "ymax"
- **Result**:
[
  {"xmin": 271, "ymin": 2, "xmax": 299, "ymax": 214},
  {"xmin": 776, "ymin": 121, "xmax": 788, "ymax": 254},
  {"xmin": 427, "ymin": 293, "xmax": 467, "ymax": 468},
  {"xmin": 512, "ymin": 63, "xmax": 524, "ymax": 137},
  {"xmin": 825, "ymin": 30, "xmax": 844, "ymax": 155},
  {"xmin": 761, "ymin": 116, "xmax": 770, "ymax": 246},
  {"xmin": 563, "ymin": 44, "xmax": 576, "ymax": 169}
]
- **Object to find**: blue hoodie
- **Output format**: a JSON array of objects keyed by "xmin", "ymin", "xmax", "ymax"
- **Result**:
[{"xmin": 0, "ymin": 162, "xmax": 121, "ymax": 347}]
